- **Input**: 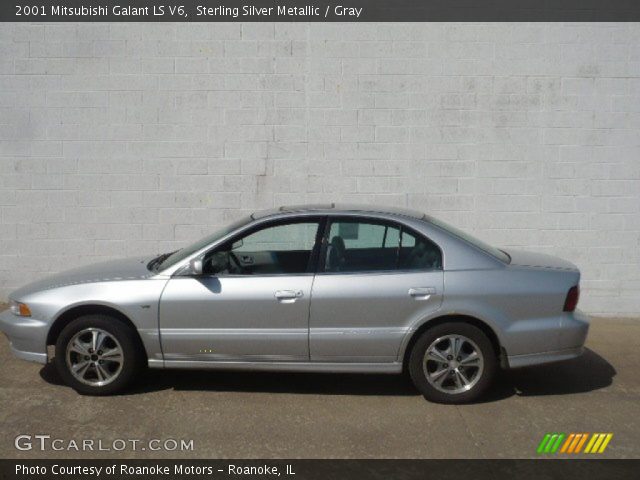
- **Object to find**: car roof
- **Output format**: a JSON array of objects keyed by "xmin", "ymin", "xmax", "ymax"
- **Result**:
[{"xmin": 251, "ymin": 203, "xmax": 427, "ymax": 221}]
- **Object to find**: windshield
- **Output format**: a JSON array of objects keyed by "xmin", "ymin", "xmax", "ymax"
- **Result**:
[
  {"xmin": 150, "ymin": 216, "xmax": 253, "ymax": 272},
  {"xmin": 426, "ymin": 216, "xmax": 510, "ymax": 263}
]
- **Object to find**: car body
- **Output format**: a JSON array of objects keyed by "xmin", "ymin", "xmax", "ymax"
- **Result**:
[{"xmin": 0, "ymin": 204, "xmax": 589, "ymax": 402}]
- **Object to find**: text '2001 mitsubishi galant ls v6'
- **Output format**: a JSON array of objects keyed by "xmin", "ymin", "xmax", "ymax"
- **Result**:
[{"xmin": 0, "ymin": 204, "xmax": 588, "ymax": 403}]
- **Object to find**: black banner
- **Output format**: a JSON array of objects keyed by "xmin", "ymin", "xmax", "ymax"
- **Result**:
[
  {"xmin": 1, "ymin": 460, "xmax": 639, "ymax": 480},
  {"xmin": 2, "ymin": 0, "xmax": 640, "ymax": 22}
]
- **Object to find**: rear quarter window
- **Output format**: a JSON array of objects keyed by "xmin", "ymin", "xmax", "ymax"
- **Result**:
[{"xmin": 425, "ymin": 216, "xmax": 510, "ymax": 264}]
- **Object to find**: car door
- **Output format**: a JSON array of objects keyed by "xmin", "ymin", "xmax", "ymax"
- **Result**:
[
  {"xmin": 159, "ymin": 217, "xmax": 324, "ymax": 363},
  {"xmin": 309, "ymin": 217, "xmax": 444, "ymax": 363}
]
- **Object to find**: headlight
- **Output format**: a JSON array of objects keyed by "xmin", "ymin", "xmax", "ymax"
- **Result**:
[{"xmin": 9, "ymin": 300, "xmax": 31, "ymax": 317}]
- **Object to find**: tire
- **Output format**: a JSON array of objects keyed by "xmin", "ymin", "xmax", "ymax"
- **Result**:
[
  {"xmin": 408, "ymin": 322, "xmax": 497, "ymax": 404},
  {"xmin": 54, "ymin": 315, "xmax": 142, "ymax": 395}
]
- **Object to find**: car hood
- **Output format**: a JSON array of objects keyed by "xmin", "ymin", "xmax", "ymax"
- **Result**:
[
  {"xmin": 504, "ymin": 249, "xmax": 578, "ymax": 272},
  {"xmin": 11, "ymin": 256, "xmax": 155, "ymax": 299}
]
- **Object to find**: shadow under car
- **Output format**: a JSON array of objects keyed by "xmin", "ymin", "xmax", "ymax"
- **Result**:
[{"xmin": 40, "ymin": 347, "xmax": 615, "ymax": 402}]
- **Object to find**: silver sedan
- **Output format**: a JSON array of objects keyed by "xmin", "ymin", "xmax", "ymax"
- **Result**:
[{"xmin": 0, "ymin": 204, "xmax": 589, "ymax": 403}]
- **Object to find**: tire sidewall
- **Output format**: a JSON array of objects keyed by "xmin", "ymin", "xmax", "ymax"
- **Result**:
[
  {"xmin": 409, "ymin": 322, "xmax": 497, "ymax": 404},
  {"xmin": 54, "ymin": 315, "xmax": 140, "ymax": 395}
]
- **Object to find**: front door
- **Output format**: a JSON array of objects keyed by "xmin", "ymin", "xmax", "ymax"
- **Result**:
[
  {"xmin": 310, "ymin": 217, "xmax": 444, "ymax": 363},
  {"xmin": 159, "ymin": 218, "xmax": 323, "ymax": 363}
]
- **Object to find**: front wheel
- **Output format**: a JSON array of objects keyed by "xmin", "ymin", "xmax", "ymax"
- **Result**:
[
  {"xmin": 408, "ymin": 323, "xmax": 497, "ymax": 404},
  {"xmin": 54, "ymin": 315, "xmax": 141, "ymax": 395}
]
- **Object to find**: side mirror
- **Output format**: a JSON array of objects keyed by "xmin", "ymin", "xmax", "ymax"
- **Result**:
[{"xmin": 189, "ymin": 258, "xmax": 203, "ymax": 275}]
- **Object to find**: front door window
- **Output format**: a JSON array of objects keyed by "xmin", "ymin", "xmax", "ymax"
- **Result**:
[{"xmin": 204, "ymin": 221, "xmax": 321, "ymax": 275}]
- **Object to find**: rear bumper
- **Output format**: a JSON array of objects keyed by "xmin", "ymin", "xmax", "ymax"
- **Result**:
[
  {"xmin": 0, "ymin": 309, "xmax": 48, "ymax": 364},
  {"xmin": 505, "ymin": 310, "xmax": 589, "ymax": 368},
  {"xmin": 507, "ymin": 346, "xmax": 584, "ymax": 368}
]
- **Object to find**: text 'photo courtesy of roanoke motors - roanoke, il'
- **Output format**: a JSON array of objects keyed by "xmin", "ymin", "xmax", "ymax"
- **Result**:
[{"xmin": 0, "ymin": 1, "xmax": 639, "ymax": 479}]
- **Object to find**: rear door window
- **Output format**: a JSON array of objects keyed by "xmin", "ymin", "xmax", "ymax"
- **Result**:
[{"xmin": 323, "ymin": 219, "xmax": 441, "ymax": 273}]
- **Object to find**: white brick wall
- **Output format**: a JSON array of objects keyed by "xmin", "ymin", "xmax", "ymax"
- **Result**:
[{"xmin": 1, "ymin": 22, "xmax": 639, "ymax": 315}]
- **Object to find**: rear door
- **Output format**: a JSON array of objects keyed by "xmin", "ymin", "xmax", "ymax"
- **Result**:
[{"xmin": 309, "ymin": 217, "xmax": 444, "ymax": 363}]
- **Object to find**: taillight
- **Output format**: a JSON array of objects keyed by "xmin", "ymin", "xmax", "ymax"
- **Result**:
[{"xmin": 563, "ymin": 286, "xmax": 580, "ymax": 312}]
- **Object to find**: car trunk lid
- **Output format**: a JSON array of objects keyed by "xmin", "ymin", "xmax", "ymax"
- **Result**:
[{"xmin": 504, "ymin": 249, "xmax": 578, "ymax": 272}]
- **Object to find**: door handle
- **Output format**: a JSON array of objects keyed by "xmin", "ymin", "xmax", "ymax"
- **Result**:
[
  {"xmin": 409, "ymin": 287, "xmax": 436, "ymax": 299},
  {"xmin": 274, "ymin": 290, "xmax": 303, "ymax": 302}
]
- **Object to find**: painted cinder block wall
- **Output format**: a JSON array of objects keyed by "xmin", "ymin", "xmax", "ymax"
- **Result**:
[{"xmin": 0, "ymin": 22, "xmax": 639, "ymax": 315}]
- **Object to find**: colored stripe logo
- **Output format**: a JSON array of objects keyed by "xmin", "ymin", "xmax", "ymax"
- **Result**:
[{"xmin": 537, "ymin": 433, "xmax": 613, "ymax": 454}]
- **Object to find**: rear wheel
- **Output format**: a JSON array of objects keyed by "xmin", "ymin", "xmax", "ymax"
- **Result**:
[
  {"xmin": 54, "ymin": 315, "xmax": 141, "ymax": 395},
  {"xmin": 408, "ymin": 323, "xmax": 497, "ymax": 404}
]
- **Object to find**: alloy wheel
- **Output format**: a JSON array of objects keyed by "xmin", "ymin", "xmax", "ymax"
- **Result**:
[
  {"xmin": 423, "ymin": 334, "xmax": 484, "ymax": 394},
  {"xmin": 65, "ymin": 328, "xmax": 124, "ymax": 387}
]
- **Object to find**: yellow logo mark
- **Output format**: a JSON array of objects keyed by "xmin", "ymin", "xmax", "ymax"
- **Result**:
[{"xmin": 583, "ymin": 433, "xmax": 613, "ymax": 454}]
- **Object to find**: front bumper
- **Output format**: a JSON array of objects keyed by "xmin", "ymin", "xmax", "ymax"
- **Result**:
[
  {"xmin": 0, "ymin": 309, "xmax": 48, "ymax": 364},
  {"xmin": 505, "ymin": 310, "xmax": 590, "ymax": 368}
]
